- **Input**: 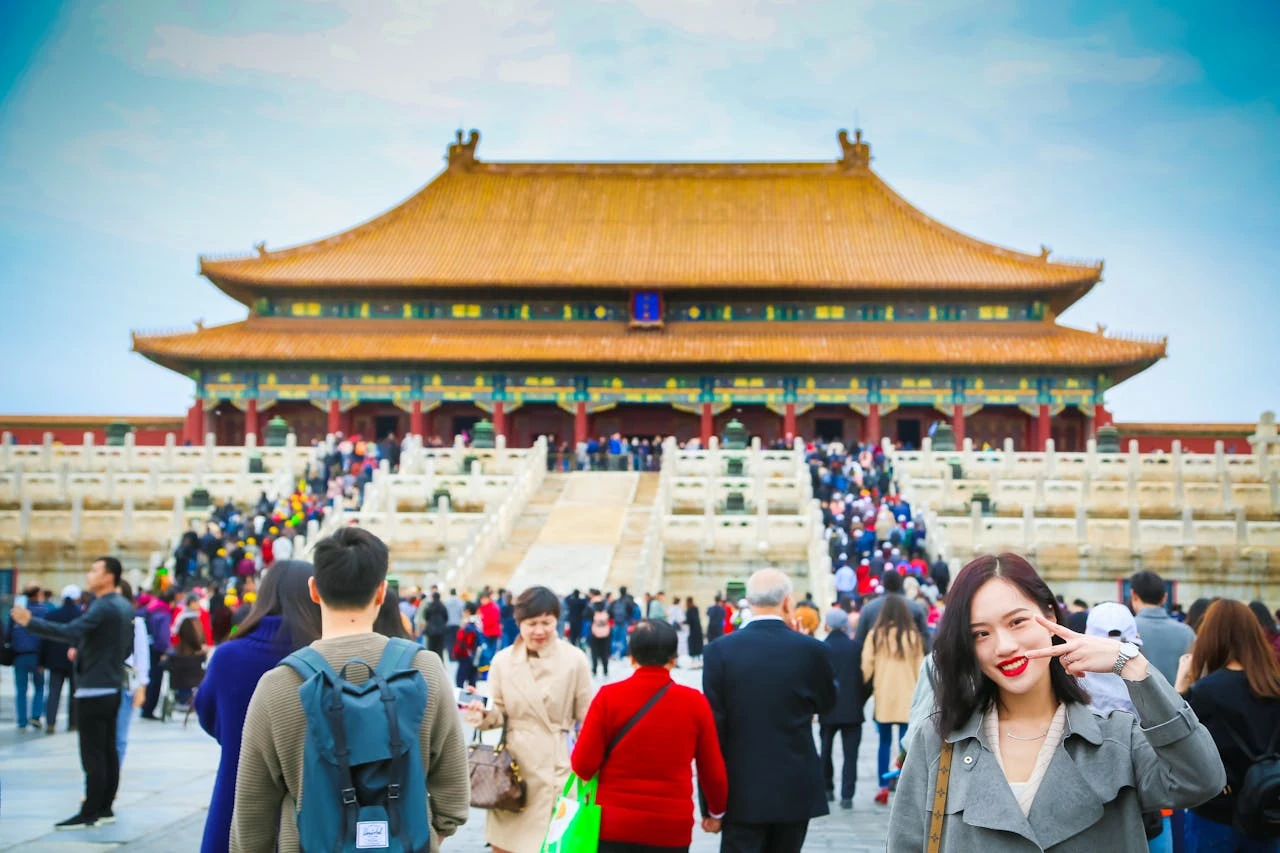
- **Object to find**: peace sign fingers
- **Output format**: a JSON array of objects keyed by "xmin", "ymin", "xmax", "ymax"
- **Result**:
[{"xmin": 1034, "ymin": 613, "xmax": 1079, "ymax": 640}]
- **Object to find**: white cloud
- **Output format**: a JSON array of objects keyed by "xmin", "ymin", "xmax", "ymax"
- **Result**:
[{"xmin": 495, "ymin": 53, "xmax": 572, "ymax": 86}]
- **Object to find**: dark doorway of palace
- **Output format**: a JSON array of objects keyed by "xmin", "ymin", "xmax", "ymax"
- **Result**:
[
  {"xmin": 896, "ymin": 418, "xmax": 922, "ymax": 449},
  {"xmin": 453, "ymin": 416, "xmax": 481, "ymax": 439},
  {"xmin": 374, "ymin": 415, "xmax": 400, "ymax": 441},
  {"xmin": 814, "ymin": 418, "xmax": 844, "ymax": 442}
]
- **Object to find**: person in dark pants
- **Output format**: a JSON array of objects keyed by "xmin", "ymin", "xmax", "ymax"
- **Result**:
[
  {"xmin": 10, "ymin": 556, "xmax": 133, "ymax": 830},
  {"xmin": 818, "ymin": 609, "xmax": 868, "ymax": 808},
  {"xmin": 41, "ymin": 585, "xmax": 83, "ymax": 733},
  {"xmin": 703, "ymin": 569, "xmax": 836, "ymax": 853},
  {"xmin": 588, "ymin": 602, "xmax": 612, "ymax": 677},
  {"xmin": 139, "ymin": 589, "xmax": 172, "ymax": 720}
]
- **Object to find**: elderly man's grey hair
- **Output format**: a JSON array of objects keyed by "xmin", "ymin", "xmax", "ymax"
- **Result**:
[{"xmin": 745, "ymin": 568, "xmax": 793, "ymax": 608}]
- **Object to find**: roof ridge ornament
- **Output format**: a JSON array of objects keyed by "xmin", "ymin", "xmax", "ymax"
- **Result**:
[
  {"xmin": 1039, "ymin": 245, "xmax": 1052, "ymax": 261},
  {"xmin": 448, "ymin": 128, "xmax": 481, "ymax": 170},
  {"xmin": 837, "ymin": 128, "xmax": 871, "ymax": 170}
]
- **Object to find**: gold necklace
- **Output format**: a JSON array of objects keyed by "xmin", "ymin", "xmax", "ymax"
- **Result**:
[{"xmin": 1003, "ymin": 728, "xmax": 1049, "ymax": 741}]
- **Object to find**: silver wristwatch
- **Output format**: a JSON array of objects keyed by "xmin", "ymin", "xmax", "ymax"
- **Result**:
[{"xmin": 1113, "ymin": 641, "xmax": 1141, "ymax": 676}]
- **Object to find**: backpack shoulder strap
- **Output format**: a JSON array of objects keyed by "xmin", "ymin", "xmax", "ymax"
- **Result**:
[
  {"xmin": 280, "ymin": 646, "xmax": 336, "ymax": 684},
  {"xmin": 375, "ymin": 637, "xmax": 422, "ymax": 677},
  {"xmin": 1219, "ymin": 721, "xmax": 1264, "ymax": 764}
]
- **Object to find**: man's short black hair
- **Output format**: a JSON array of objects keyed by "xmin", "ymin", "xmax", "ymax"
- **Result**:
[
  {"xmin": 95, "ymin": 556, "xmax": 123, "ymax": 585},
  {"xmin": 312, "ymin": 527, "xmax": 389, "ymax": 610},
  {"xmin": 882, "ymin": 570, "xmax": 904, "ymax": 594},
  {"xmin": 514, "ymin": 586, "xmax": 560, "ymax": 623},
  {"xmin": 1130, "ymin": 570, "xmax": 1166, "ymax": 606},
  {"xmin": 629, "ymin": 619, "xmax": 677, "ymax": 666},
  {"xmin": 1072, "ymin": 598, "xmax": 1089, "ymax": 609}
]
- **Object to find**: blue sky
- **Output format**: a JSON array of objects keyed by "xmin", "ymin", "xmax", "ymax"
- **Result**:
[{"xmin": 0, "ymin": 0, "xmax": 1276, "ymax": 422}]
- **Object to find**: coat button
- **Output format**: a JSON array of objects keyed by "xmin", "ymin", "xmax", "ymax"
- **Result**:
[{"xmin": 963, "ymin": 755, "xmax": 974, "ymax": 765}]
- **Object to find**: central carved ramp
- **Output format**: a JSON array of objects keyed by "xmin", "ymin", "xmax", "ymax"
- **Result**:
[{"xmin": 506, "ymin": 472, "xmax": 638, "ymax": 594}]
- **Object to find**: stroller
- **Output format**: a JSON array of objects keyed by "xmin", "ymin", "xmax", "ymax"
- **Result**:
[
  {"xmin": 160, "ymin": 652, "xmax": 206, "ymax": 725},
  {"xmin": 160, "ymin": 612, "xmax": 207, "ymax": 725}
]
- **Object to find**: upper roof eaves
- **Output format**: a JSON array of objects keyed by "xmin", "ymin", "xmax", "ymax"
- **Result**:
[{"xmin": 199, "ymin": 129, "xmax": 1103, "ymax": 299}]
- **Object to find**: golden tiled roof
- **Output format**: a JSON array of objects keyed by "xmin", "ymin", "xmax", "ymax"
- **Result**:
[
  {"xmin": 133, "ymin": 318, "xmax": 1164, "ymax": 380},
  {"xmin": 200, "ymin": 131, "xmax": 1101, "ymax": 298}
]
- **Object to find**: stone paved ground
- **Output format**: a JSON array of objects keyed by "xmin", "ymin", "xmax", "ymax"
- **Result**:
[{"xmin": 0, "ymin": 656, "xmax": 892, "ymax": 852}]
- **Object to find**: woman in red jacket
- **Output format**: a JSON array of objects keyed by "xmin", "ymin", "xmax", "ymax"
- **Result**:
[{"xmin": 571, "ymin": 620, "xmax": 729, "ymax": 853}]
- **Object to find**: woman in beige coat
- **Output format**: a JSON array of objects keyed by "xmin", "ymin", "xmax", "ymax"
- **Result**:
[
  {"xmin": 861, "ymin": 593, "xmax": 924, "ymax": 804},
  {"xmin": 466, "ymin": 587, "xmax": 593, "ymax": 853}
]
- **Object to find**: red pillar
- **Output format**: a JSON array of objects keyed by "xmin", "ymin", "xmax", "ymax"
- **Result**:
[
  {"xmin": 574, "ymin": 402, "xmax": 588, "ymax": 445},
  {"xmin": 410, "ymin": 401, "xmax": 424, "ymax": 438},
  {"xmin": 1037, "ymin": 404, "xmax": 1051, "ymax": 451},
  {"xmin": 866, "ymin": 403, "xmax": 881, "ymax": 446},
  {"xmin": 493, "ymin": 401, "xmax": 506, "ymax": 440},
  {"xmin": 244, "ymin": 399, "xmax": 259, "ymax": 443},
  {"xmin": 953, "ymin": 404, "xmax": 965, "ymax": 445},
  {"xmin": 202, "ymin": 402, "xmax": 216, "ymax": 444},
  {"xmin": 700, "ymin": 403, "xmax": 713, "ymax": 447},
  {"xmin": 327, "ymin": 400, "xmax": 341, "ymax": 436},
  {"xmin": 1095, "ymin": 404, "xmax": 1113, "ymax": 428},
  {"xmin": 185, "ymin": 400, "xmax": 203, "ymax": 445},
  {"xmin": 783, "ymin": 403, "xmax": 797, "ymax": 442}
]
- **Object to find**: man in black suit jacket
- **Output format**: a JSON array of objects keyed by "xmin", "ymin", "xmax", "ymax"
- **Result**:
[
  {"xmin": 820, "ymin": 609, "xmax": 868, "ymax": 808},
  {"xmin": 703, "ymin": 569, "xmax": 837, "ymax": 853},
  {"xmin": 705, "ymin": 596, "xmax": 726, "ymax": 643}
]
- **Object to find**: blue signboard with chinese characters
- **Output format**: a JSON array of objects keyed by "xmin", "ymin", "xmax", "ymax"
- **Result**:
[{"xmin": 631, "ymin": 291, "xmax": 662, "ymax": 326}]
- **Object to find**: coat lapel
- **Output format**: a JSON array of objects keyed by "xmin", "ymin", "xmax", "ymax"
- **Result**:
[
  {"xmin": 951, "ymin": 739, "xmax": 1038, "ymax": 846},
  {"xmin": 505, "ymin": 640, "xmax": 555, "ymax": 732}
]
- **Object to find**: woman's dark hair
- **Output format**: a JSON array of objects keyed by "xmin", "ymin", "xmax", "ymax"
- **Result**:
[
  {"xmin": 871, "ymin": 594, "xmax": 922, "ymax": 657},
  {"xmin": 514, "ymin": 586, "xmax": 560, "ymax": 623},
  {"xmin": 374, "ymin": 587, "xmax": 411, "ymax": 640},
  {"xmin": 629, "ymin": 620, "xmax": 678, "ymax": 666},
  {"xmin": 1248, "ymin": 600, "xmax": 1277, "ymax": 634},
  {"xmin": 118, "ymin": 579, "xmax": 134, "ymax": 604},
  {"xmin": 932, "ymin": 553, "xmax": 1089, "ymax": 739},
  {"xmin": 234, "ymin": 560, "xmax": 322, "ymax": 651},
  {"xmin": 1190, "ymin": 599, "xmax": 1280, "ymax": 699},
  {"xmin": 1186, "ymin": 597, "xmax": 1218, "ymax": 633}
]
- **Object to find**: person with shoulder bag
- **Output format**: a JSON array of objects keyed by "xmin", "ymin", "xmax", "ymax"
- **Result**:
[
  {"xmin": 888, "ymin": 553, "xmax": 1225, "ymax": 853},
  {"xmin": 570, "ymin": 620, "xmax": 728, "ymax": 852},
  {"xmin": 464, "ymin": 586, "xmax": 593, "ymax": 853},
  {"xmin": 1178, "ymin": 599, "xmax": 1280, "ymax": 851}
]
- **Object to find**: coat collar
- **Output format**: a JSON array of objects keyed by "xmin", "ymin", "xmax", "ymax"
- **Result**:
[
  {"xmin": 505, "ymin": 638, "xmax": 558, "ymax": 731},
  {"xmin": 946, "ymin": 699, "xmax": 1108, "ymax": 848},
  {"xmin": 945, "ymin": 698, "xmax": 1103, "ymax": 747}
]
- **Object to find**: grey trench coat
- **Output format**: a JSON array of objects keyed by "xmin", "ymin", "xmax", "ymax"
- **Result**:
[{"xmin": 887, "ymin": 668, "xmax": 1225, "ymax": 852}]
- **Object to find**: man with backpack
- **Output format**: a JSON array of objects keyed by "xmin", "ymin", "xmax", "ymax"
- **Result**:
[
  {"xmin": 609, "ymin": 586, "xmax": 635, "ymax": 659},
  {"xmin": 230, "ymin": 527, "xmax": 469, "ymax": 852}
]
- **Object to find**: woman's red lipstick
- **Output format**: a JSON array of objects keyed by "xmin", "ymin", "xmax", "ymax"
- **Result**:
[{"xmin": 996, "ymin": 656, "xmax": 1029, "ymax": 677}]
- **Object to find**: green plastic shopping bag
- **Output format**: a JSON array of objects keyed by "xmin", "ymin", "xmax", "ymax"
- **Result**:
[{"xmin": 540, "ymin": 774, "xmax": 601, "ymax": 853}]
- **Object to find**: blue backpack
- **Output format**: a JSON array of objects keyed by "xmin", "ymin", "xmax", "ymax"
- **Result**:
[{"xmin": 281, "ymin": 638, "xmax": 432, "ymax": 853}]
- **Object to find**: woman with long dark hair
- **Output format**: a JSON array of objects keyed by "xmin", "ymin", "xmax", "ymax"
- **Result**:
[
  {"xmin": 888, "ymin": 553, "xmax": 1224, "ymax": 852},
  {"xmin": 1178, "ymin": 599, "xmax": 1280, "ymax": 851},
  {"xmin": 861, "ymin": 593, "xmax": 924, "ymax": 804},
  {"xmin": 195, "ymin": 561, "xmax": 322, "ymax": 853},
  {"xmin": 686, "ymin": 596, "xmax": 705, "ymax": 666},
  {"xmin": 1247, "ymin": 600, "xmax": 1280, "ymax": 662}
]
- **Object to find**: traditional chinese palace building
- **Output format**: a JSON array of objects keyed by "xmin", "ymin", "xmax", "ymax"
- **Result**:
[{"xmin": 133, "ymin": 130, "xmax": 1166, "ymax": 451}]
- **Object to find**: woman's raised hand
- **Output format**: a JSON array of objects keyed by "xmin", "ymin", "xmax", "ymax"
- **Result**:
[{"xmin": 1025, "ymin": 615, "xmax": 1148, "ymax": 680}]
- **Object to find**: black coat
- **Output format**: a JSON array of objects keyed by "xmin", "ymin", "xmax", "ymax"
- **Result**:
[
  {"xmin": 687, "ymin": 605, "xmax": 704, "ymax": 656},
  {"xmin": 820, "ymin": 630, "xmax": 868, "ymax": 727},
  {"xmin": 39, "ymin": 601, "xmax": 81, "ymax": 672},
  {"xmin": 705, "ymin": 604, "xmax": 726, "ymax": 640},
  {"xmin": 703, "ymin": 619, "xmax": 837, "ymax": 824}
]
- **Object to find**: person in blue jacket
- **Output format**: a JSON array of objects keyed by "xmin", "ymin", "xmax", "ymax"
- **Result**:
[
  {"xmin": 194, "ymin": 560, "xmax": 321, "ymax": 853},
  {"xmin": 9, "ymin": 584, "xmax": 47, "ymax": 731}
]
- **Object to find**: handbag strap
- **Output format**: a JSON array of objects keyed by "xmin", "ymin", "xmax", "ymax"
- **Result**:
[
  {"xmin": 927, "ymin": 740, "xmax": 954, "ymax": 853},
  {"xmin": 605, "ymin": 682, "xmax": 671, "ymax": 759}
]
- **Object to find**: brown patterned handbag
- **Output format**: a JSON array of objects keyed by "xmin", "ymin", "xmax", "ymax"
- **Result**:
[{"xmin": 468, "ymin": 724, "xmax": 527, "ymax": 812}]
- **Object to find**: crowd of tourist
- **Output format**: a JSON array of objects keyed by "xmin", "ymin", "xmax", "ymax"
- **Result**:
[{"xmin": 7, "ymin": 518, "xmax": 1280, "ymax": 852}]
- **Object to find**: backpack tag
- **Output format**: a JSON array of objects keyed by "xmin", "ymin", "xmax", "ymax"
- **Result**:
[{"xmin": 355, "ymin": 820, "xmax": 390, "ymax": 849}]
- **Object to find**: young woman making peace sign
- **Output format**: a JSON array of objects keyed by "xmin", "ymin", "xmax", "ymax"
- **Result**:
[{"xmin": 888, "ymin": 553, "xmax": 1225, "ymax": 852}]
